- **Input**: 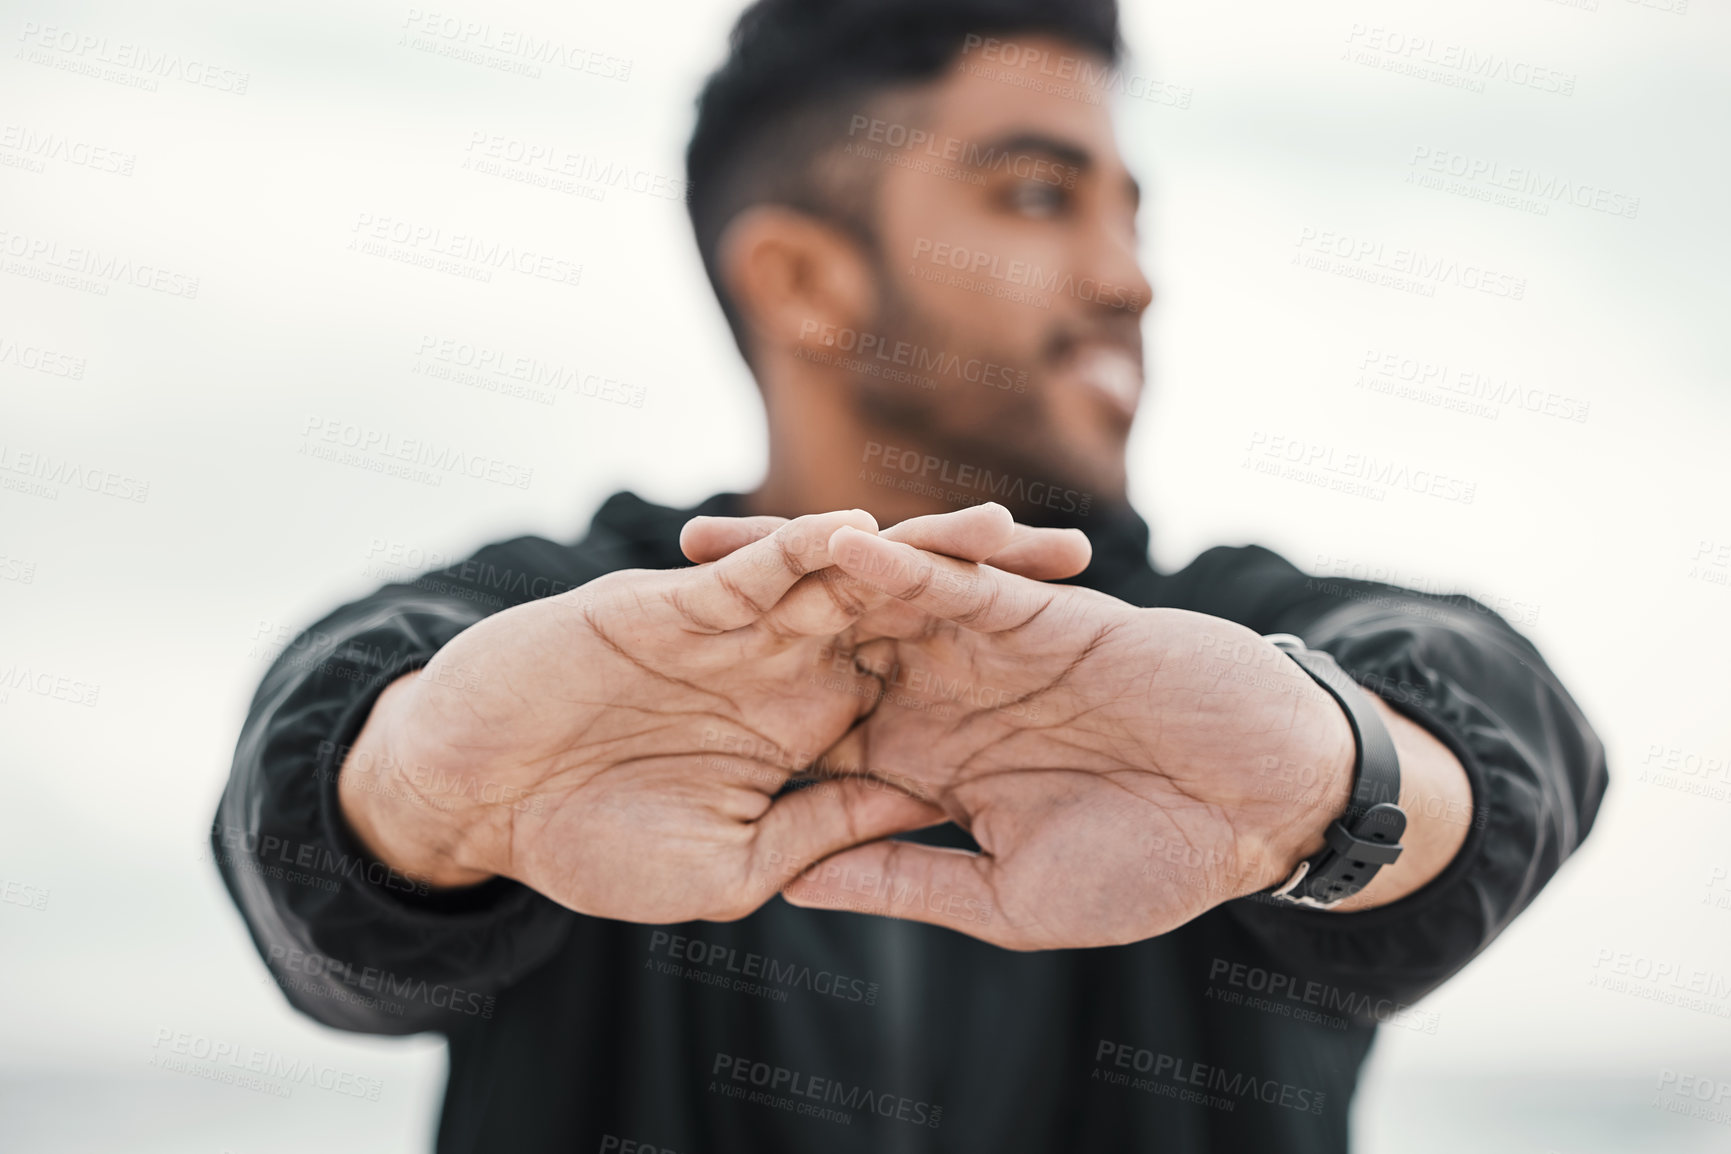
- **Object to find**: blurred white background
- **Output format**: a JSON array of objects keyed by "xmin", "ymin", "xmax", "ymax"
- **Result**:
[{"xmin": 2, "ymin": 0, "xmax": 1728, "ymax": 1150}]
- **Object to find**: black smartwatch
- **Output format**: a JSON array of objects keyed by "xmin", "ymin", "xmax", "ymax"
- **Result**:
[{"xmin": 1261, "ymin": 634, "xmax": 1407, "ymax": 909}]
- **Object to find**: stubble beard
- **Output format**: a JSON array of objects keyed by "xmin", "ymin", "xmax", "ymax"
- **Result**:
[{"xmin": 849, "ymin": 281, "xmax": 1123, "ymax": 525}]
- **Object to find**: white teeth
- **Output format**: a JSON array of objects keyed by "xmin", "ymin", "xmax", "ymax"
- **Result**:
[{"xmin": 1071, "ymin": 345, "xmax": 1143, "ymax": 410}]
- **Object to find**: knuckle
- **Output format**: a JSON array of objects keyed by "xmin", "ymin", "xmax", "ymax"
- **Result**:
[{"xmin": 772, "ymin": 531, "xmax": 806, "ymax": 577}]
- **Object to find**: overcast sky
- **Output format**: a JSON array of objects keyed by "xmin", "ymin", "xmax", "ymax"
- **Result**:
[{"xmin": 2, "ymin": 0, "xmax": 1728, "ymax": 1150}]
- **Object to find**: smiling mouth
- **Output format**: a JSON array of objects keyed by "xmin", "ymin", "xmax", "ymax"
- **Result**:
[{"xmin": 1057, "ymin": 342, "xmax": 1143, "ymax": 420}]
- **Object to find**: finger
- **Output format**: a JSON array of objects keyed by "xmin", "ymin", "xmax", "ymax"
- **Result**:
[
  {"xmin": 686, "ymin": 507, "xmax": 1078, "ymax": 636},
  {"xmin": 753, "ymin": 505, "xmax": 1030, "ymax": 636},
  {"xmin": 878, "ymin": 506, "xmax": 1089, "ymax": 581},
  {"xmin": 827, "ymin": 527, "xmax": 1057, "ymax": 633},
  {"xmin": 753, "ymin": 567, "xmax": 882, "ymax": 637},
  {"xmin": 983, "ymin": 525, "xmax": 1092, "ymax": 582},
  {"xmin": 675, "ymin": 509, "xmax": 878, "ymax": 633},
  {"xmin": 750, "ymin": 777, "xmax": 949, "ymax": 892},
  {"xmin": 761, "ymin": 508, "xmax": 1073, "ymax": 640},
  {"xmin": 808, "ymin": 723, "xmax": 869, "ymax": 777},
  {"xmin": 737, "ymin": 503, "xmax": 1011, "ymax": 635},
  {"xmin": 687, "ymin": 507, "xmax": 1085, "ymax": 634},
  {"xmin": 878, "ymin": 502, "xmax": 1015, "ymax": 559},
  {"xmin": 800, "ymin": 725, "xmax": 939, "ymax": 818},
  {"xmin": 687, "ymin": 506, "xmax": 1086, "ymax": 579},
  {"xmin": 680, "ymin": 515, "xmax": 787, "ymax": 564},
  {"xmin": 779, "ymin": 839, "xmax": 1008, "ymax": 945}
]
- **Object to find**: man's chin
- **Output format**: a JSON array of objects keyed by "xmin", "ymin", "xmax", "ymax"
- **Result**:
[{"xmin": 993, "ymin": 453, "xmax": 1129, "ymax": 529}]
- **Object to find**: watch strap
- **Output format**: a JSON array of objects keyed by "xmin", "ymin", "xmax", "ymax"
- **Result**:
[{"xmin": 1261, "ymin": 634, "xmax": 1406, "ymax": 908}]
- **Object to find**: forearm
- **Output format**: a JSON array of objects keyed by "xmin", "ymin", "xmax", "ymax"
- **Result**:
[
  {"xmin": 215, "ymin": 593, "xmax": 575, "ymax": 1033},
  {"xmin": 1220, "ymin": 589, "xmax": 1606, "ymax": 1009},
  {"xmin": 1320, "ymin": 695, "xmax": 1472, "ymax": 912},
  {"xmin": 1242, "ymin": 654, "xmax": 1472, "ymax": 912}
]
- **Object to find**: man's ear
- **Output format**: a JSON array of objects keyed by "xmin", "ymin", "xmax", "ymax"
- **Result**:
[{"xmin": 718, "ymin": 205, "xmax": 879, "ymax": 356}]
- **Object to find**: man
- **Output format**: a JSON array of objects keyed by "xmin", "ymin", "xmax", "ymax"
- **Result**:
[{"xmin": 211, "ymin": 0, "xmax": 1606, "ymax": 1149}]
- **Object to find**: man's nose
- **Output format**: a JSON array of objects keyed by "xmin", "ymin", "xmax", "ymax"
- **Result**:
[{"xmin": 1082, "ymin": 214, "xmax": 1152, "ymax": 317}]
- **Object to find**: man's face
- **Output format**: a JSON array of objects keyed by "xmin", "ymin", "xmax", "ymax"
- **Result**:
[{"xmin": 842, "ymin": 35, "xmax": 1151, "ymax": 513}]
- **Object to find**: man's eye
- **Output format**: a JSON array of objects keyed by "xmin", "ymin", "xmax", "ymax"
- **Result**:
[{"xmin": 1005, "ymin": 181, "xmax": 1068, "ymax": 217}]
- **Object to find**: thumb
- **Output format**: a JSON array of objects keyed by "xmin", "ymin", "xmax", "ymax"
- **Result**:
[{"xmin": 749, "ymin": 777, "xmax": 947, "ymax": 895}]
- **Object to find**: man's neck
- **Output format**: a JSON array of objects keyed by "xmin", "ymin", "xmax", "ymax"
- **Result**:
[
  {"xmin": 745, "ymin": 466, "xmax": 959, "ymax": 526},
  {"xmin": 741, "ymin": 381, "xmax": 962, "ymax": 525}
]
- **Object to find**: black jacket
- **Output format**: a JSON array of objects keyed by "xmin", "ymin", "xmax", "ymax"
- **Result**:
[{"xmin": 211, "ymin": 491, "xmax": 1606, "ymax": 1153}]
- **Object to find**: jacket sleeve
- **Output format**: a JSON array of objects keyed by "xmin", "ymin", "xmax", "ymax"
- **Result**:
[
  {"xmin": 210, "ymin": 535, "xmax": 608, "ymax": 1035},
  {"xmin": 1171, "ymin": 545, "xmax": 1608, "ymax": 1015}
]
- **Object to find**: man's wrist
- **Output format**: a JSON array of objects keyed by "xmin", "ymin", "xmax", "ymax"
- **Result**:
[
  {"xmin": 1256, "ymin": 679, "xmax": 1358, "ymax": 894},
  {"xmin": 336, "ymin": 672, "xmax": 501, "ymax": 889}
]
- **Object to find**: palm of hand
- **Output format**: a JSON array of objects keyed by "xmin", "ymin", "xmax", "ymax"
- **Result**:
[
  {"xmin": 785, "ymin": 534, "xmax": 1350, "ymax": 948},
  {"xmin": 399, "ymin": 511, "xmax": 937, "ymax": 923}
]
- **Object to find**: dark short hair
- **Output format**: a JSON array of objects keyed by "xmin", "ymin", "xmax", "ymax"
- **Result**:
[{"xmin": 686, "ymin": 0, "xmax": 1122, "ymax": 360}]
